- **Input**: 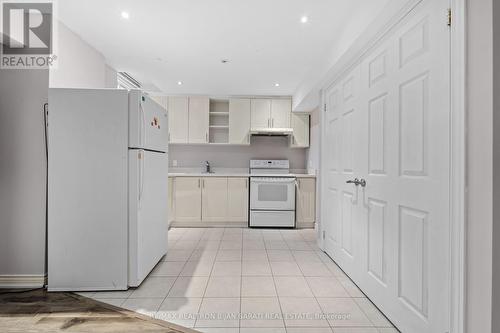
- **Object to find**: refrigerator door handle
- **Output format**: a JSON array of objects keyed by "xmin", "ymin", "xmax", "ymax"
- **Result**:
[
  {"xmin": 138, "ymin": 151, "xmax": 145, "ymax": 206},
  {"xmin": 140, "ymin": 101, "xmax": 146, "ymax": 147}
]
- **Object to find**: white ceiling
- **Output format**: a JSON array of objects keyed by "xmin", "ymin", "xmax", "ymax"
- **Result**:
[{"xmin": 58, "ymin": 0, "xmax": 390, "ymax": 98}]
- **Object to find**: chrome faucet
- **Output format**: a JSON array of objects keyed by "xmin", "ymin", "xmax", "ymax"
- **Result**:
[{"xmin": 204, "ymin": 161, "xmax": 211, "ymax": 174}]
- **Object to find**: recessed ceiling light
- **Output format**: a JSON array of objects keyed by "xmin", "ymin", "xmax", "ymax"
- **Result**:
[
  {"xmin": 301, "ymin": 16, "xmax": 308, "ymax": 23},
  {"xmin": 177, "ymin": 81, "xmax": 183, "ymax": 86},
  {"xmin": 275, "ymin": 83, "xmax": 280, "ymax": 87},
  {"xmin": 121, "ymin": 11, "xmax": 130, "ymax": 19}
]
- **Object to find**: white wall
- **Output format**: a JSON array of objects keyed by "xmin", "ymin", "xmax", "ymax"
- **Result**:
[
  {"xmin": 492, "ymin": 0, "xmax": 500, "ymax": 330},
  {"xmin": 466, "ymin": 0, "xmax": 494, "ymax": 331},
  {"xmin": 169, "ymin": 136, "xmax": 307, "ymax": 170},
  {"xmin": 49, "ymin": 21, "xmax": 116, "ymax": 88},
  {"xmin": 306, "ymin": 108, "xmax": 320, "ymax": 173},
  {"xmin": 0, "ymin": 68, "xmax": 49, "ymax": 283}
]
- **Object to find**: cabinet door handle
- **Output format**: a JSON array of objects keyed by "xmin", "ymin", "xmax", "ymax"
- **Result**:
[
  {"xmin": 202, "ymin": 179, "xmax": 205, "ymax": 188},
  {"xmin": 206, "ymin": 132, "xmax": 208, "ymax": 143},
  {"xmin": 198, "ymin": 179, "xmax": 201, "ymax": 188},
  {"xmin": 246, "ymin": 179, "xmax": 248, "ymax": 189}
]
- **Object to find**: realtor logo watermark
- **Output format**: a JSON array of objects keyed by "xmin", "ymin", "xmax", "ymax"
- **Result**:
[{"xmin": 1, "ymin": 0, "xmax": 57, "ymax": 69}]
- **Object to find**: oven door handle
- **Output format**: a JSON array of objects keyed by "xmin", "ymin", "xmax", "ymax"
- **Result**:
[{"xmin": 250, "ymin": 178, "xmax": 296, "ymax": 184}]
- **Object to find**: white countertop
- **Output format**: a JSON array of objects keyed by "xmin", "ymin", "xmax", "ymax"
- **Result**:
[{"xmin": 168, "ymin": 167, "xmax": 316, "ymax": 178}]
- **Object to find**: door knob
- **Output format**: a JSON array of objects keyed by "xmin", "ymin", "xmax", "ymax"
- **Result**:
[{"xmin": 346, "ymin": 178, "xmax": 367, "ymax": 187}]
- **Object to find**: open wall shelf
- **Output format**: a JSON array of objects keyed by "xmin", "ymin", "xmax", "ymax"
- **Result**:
[{"xmin": 209, "ymin": 99, "xmax": 229, "ymax": 143}]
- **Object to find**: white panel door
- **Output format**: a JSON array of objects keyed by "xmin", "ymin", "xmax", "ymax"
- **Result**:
[
  {"xmin": 188, "ymin": 96, "xmax": 210, "ymax": 143},
  {"xmin": 229, "ymin": 98, "xmax": 251, "ymax": 145},
  {"xmin": 168, "ymin": 96, "xmax": 188, "ymax": 144},
  {"xmin": 227, "ymin": 178, "xmax": 249, "ymax": 222},
  {"xmin": 174, "ymin": 177, "xmax": 202, "ymax": 222},
  {"xmin": 251, "ymin": 99, "xmax": 271, "ymax": 129},
  {"xmin": 322, "ymin": 1, "xmax": 450, "ymax": 332},
  {"xmin": 201, "ymin": 177, "xmax": 228, "ymax": 222},
  {"xmin": 271, "ymin": 99, "xmax": 291, "ymax": 128}
]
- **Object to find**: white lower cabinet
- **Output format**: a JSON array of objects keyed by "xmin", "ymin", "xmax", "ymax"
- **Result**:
[
  {"xmin": 227, "ymin": 178, "xmax": 249, "ymax": 222},
  {"xmin": 296, "ymin": 178, "xmax": 316, "ymax": 227},
  {"xmin": 173, "ymin": 177, "xmax": 202, "ymax": 222},
  {"xmin": 201, "ymin": 178, "xmax": 228, "ymax": 222},
  {"xmin": 171, "ymin": 176, "xmax": 249, "ymax": 225}
]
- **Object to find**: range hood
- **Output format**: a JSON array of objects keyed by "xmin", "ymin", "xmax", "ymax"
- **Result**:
[{"xmin": 250, "ymin": 128, "xmax": 294, "ymax": 136}]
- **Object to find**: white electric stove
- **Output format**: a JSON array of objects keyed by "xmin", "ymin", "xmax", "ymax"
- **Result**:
[{"xmin": 249, "ymin": 160, "xmax": 296, "ymax": 228}]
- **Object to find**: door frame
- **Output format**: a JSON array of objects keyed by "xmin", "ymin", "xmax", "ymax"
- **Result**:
[{"xmin": 317, "ymin": 0, "xmax": 466, "ymax": 332}]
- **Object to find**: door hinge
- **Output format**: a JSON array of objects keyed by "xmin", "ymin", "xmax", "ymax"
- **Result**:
[
  {"xmin": 323, "ymin": 104, "xmax": 327, "ymax": 112},
  {"xmin": 322, "ymin": 230, "xmax": 326, "ymax": 240},
  {"xmin": 447, "ymin": 8, "xmax": 452, "ymax": 27}
]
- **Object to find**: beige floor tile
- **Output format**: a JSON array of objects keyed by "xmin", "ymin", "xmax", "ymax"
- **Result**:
[
  {"xmin": 241, "ymin": 276, "xmax": 277, "ymax": 297},
  {"xmin": 156, "ymin": 297, "xmax": 202, "ymax": 328},
  {"xmin": 243, "ymin": 240, "xmax": 266, "ymax": 250},
  {"xmin": 240, "ymin": 328, "xmax": 286, "ymax": 333},
  {"xmin": 292, "ymin": 250, "xmax": 323, "ymax": 263},
  {"xmin": 337, "ymin": 276, "xmax": 366, "ymax": 297},
  {"xmin": 333, "ymin": 328, "xmax": 379, "ymax": 333},
  {"xmin": 243, "ymin": 250, "xmax": 269, "ymax": 261},
  {"xmin": 279, "ymin": 297, "xmax": 329, "ymax": 327},
  {"xmin": 267, "ymin": 250, "xmax": 294, "ymax": 262},
  {"xmin": 242, "ymin": 260, "xmax": 272, "ymax": 276},
  {"xmin": 195, "ymin": 297, "xmax": 241, "ymax": 327},
  {"xmin": 189, "ymin": 249, "xmax": 218, "ymax": 262},
  {"xmin": 354, "ymin": 298, "xmax": 393, "ymax": 327},
  {"xmin": 196, "ymin": 240, "xmax": 222, "ymax": 250},
  {"xmin": 164, "ymin": 249, "xmax": 193, "ymax": 261},
  {"xmin": 265, "ymin": 240, "xmax": 288, "ymax": 250},
  {"xmin": 286, "ymin": 328, "xmax": 333, "ymax": 333},
  {"xmin": 205, "ymin": 276, "xmax": 241, "ymax": 297},
  {"xmin": 306, "ymin": 276, "xmax": 350, "ymax": 298},
  {"xmin": 273, "ymin": 276, "xmax": 313, "ymax": 297},
  {"xmin": 197, "ymin": 328, "xmax": 239, "ymax": 333},
  {"xmin": 121, "ymin": 298, "xmax": 163, "ymax": 317},
  {"xmin": 285, "ymin": 241, "xmax": 312, "ymax": 251},
  {"xmin": 91, "ymin": 290, "xmax": 133, "ymax": 299},
  {"xmin": 297, "ymin": 261, "xmax": 333, "ymax": 277},
  {"xmin": 172, "ymin": 240, "xmax": 200, "ymax": 250},
  {"xmin": 129, "ymin": 276, "xmax": 176, "ymax": 298},
  {"xmin": 220, "ymin": 240, "xmax": 243, "ymax": 250},
  {"xmin": 180, "ymin": 260, "xmax": 214, "ymax": 276},
  {"xmin": 168, "ymin": 276, "xmax": 209, "ymax": 297},
  {"xmin": 216, "ymin": 249, "xmax": 242, "ymax": 261},
  {"xmin": 316, "ymin": 298, "xmax": 373, "ymax": 327},
  {"xmin": 240, "ymin": 297, "xmax": 284, "ymax": 327},
  {"xmin": 212, "ymin": 261, "xmax": 242, "ymax": 276},
  {"xmin": 150, "ymin": 261, "xmax": 185, "ymax": 277},
  {"xmin": 95, "ymin": 298, "xmax": 126, "ymax": 307},
  {"xmin": 270, "ymin": 261, "xmax": 303, "ymax": 276}
]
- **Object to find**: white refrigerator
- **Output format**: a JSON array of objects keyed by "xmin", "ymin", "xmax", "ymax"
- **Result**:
[{"xmin": 47, "ymin": 88, "xmax": 168, "ymax": 291}]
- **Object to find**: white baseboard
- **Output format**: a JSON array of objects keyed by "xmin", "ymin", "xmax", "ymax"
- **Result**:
[{"xmin": 0, "ymin": 274, "xmax": 46, "ymax": 288}]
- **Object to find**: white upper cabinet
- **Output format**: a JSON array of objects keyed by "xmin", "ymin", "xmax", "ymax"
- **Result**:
[
  {"xmin": 188, "ymin": 96, "xmax": 210, "ymax": 144},
  {"xmin": 271, "ymin": 99, "xmax": 291, "ymax": 128},
  {"xmin": 168, "ymin": 96, "xmax": 189, "ymax": 144},
  {"xmin": 251, "ymin": 99, "xmax": 271, "ymax": 129},
  {"xmin": 229, "ymin": 98, "xmax": 251, "ymax": 145},
  {"xmin": 291, "ymin": 113, "xmax": 310, "ymax": 148}
]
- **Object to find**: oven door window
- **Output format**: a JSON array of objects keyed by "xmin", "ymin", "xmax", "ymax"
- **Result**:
[{"xmin": 258, "ymin": 184, "xmax": 288, "ymax": 202}]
